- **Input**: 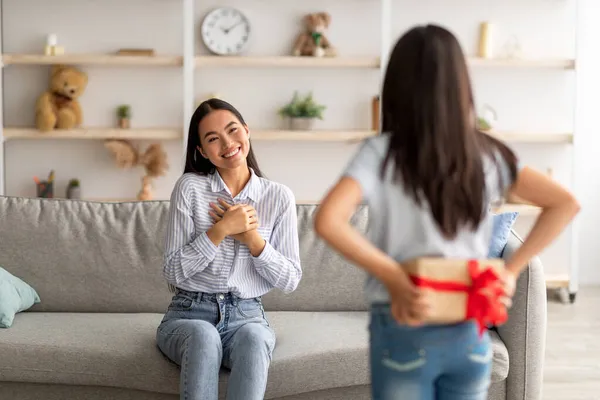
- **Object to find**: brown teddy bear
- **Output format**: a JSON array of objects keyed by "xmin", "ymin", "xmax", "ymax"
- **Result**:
[
  {"xmin": 35, "ymin": 64, "xmax": 88, "ymax": 132},
  {"xmin": 103, "ymin": 139, "xmax": 169, "ymax": 201},
  {"xmin": 293, "ymin": 12, "xmax": 336, "ymax": 57}
]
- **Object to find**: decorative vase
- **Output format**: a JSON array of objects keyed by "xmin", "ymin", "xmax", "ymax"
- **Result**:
[
  {"xmin": 289, "ymin": 117, "xmax": 315, "ymax": 131},
  {"xmin": 313, "ymin": 47, "xmax": 325, "ymax": 58},
  {"xmin": 478, "ymin": 21, "xmax": 494, "ymax": 59},
  {"xmin": 371, "ymin": 95, "xmax": 380, "ymax": 131},
  {"xmin": 119, "ymin": 118, "xmax": 130, "ymax": 129},
  {"xmin": 67, "ymin": 186, "xmax": 81, "ymax": 200}
]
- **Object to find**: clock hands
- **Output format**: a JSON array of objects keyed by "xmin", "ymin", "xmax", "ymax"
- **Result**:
[{"xmin": 221, "ymin": 20, "xmax": 244, "ymax": 34}]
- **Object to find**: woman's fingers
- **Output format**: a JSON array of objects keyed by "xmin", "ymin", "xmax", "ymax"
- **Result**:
[
  {"xmin": 210, "ymin": 202, "xmax": 226, "ymax": 216},
  {"xmin": 209, "ymin": 211, "xmax": 222, "ymax": 221},
  {"xmin": 217, "ymin": 198, "xmax": 232, "ymax": 209}
]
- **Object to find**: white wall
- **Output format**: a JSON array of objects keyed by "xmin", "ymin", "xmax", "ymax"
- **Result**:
[{"xmin": 2, "ymin": 0, "xmax": 598, "ymax": 284}]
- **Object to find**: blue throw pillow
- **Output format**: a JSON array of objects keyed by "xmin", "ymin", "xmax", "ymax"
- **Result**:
[
  {"xmin": 0, "ymin": 266, "xmax": 40, "ymax": 328},
  {"xmin": 488, "ymin": 212, "xmax": 519, "ymax": 258}
]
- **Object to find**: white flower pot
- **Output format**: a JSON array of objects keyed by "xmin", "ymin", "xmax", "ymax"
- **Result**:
[
  {"xmin": 289, "ymin": 117, "xmax": 315, "ymax": 131},
  {"xmin": 313, "ymin": 47, "xmax": 325, "ymax": 58},
  {"xmin": 67, "ymin": 186, "xmax": 81, "ymax": 200}
]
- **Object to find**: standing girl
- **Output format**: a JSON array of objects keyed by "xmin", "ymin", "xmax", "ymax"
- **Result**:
[
  {"xmin": 314, "ymin": 25, "xmax": 579, "ymax": 399},
  {"xmin": 157, "ymin": 98, "xmax": 302, "ymax": 400}
]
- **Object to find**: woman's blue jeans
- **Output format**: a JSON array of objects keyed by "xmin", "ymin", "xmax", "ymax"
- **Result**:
[
  {"xmin": 369, "ymin": 303, "xmax": 493, "ymax": 400},
  {"xmin": 156, "ymin": 289, "xmax": 276, "ymax": 400}
]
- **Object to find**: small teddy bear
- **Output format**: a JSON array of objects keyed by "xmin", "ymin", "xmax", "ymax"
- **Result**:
[
  {"xmin": 35, "ymin": 64, "xmax": 88, "ymax": 132},
  {"xmin": 292, "ymin": 12, "xmax": 336, "ymax": 57}
]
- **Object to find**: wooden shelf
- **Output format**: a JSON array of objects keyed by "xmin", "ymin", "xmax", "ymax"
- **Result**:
[
  {"xmin": 2, "ymin": 54, "xmax": 182, "ymax": 67},
  {"xmin": 1, "ymin": 54, "xmax": 573, "ymax": 70},
  {"xmin": 546, "ymin": 274, "xmax": 570, "ymax": 289},
  {"xmin": 468, "ymin": 57, "xmax": 575, "ymax": 70},
  {"xmin": 195, "ymin": 56, "xmax": 380, "ymax": 69},
  {"xmin": 250, "ymin": 130, "xmax": 377, "ymax": 142},
  {"xmin": 3, "ymin": 127, "xmax": 182, "ymax": 140},
  {"xmin": 484, "ymin": 131, "xmax": 573, "ymax": 144}
]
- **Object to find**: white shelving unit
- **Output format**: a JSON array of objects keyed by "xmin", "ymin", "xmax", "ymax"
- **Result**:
[{"xmin": 0, "ymin": 0, "xmax": 580, "ymax": 300}]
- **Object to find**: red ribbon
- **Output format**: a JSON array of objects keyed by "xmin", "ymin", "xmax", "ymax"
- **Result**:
[{"xmin": 410, "ymin": 260, "xmax": 508, "ymax": 335}]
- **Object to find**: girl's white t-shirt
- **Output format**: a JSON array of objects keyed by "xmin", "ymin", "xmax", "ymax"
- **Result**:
[{"xmin": 342, "ymin": 134, "xmax": 516, "ymax": 305}]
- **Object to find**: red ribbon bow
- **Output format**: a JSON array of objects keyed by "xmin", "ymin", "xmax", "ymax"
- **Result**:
[
  {"xmin": 410, "ymin": 260, "xmax": 508, "ymax": 336},
  {"xmin": 465, "ymin": 260, "xmax": 508, "ymax": 335}
]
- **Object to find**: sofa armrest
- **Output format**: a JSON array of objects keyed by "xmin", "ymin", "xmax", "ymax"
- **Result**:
[{"xmin": 497, "ymin": 230, "xmax": 547, "ymax": 400}]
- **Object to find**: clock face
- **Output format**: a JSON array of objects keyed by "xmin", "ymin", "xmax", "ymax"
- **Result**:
[{"xmin": 201, "ymin": 7, "xmax": 251, "ymax": 56}]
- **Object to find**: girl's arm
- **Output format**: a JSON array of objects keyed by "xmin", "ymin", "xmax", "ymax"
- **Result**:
[
  {"xmin": 504, "ymin": 166, "xmax": 580, "ymax": 276},
  {"xmin": 249, "ymin": 186, "xmax": 302, "ymax": 294},
  {"xmin": 163, "ymin": 179, "xmax": 224, "ymax": 286},
  {"xmin": 314, "ymin": 177, "xmax": 410, "ymax": 290}
]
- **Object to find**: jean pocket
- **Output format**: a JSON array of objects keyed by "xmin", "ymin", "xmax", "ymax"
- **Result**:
[
  {"xmin": 236, "ymin": 298, "xmax": 265, "ymax": 320},
  {"xmin": 168, "ymin": 294, "xmax": 194, "ymax": 312},
  {"xmin": 381, "ymin": 338, "xmax": 427, "ymax": 373},
  {"xmin": 466, "ymin": 331, "xmax": 493, "ymax": 364},
  {"xmin": 375, "ymin": 323, "xmax": 428, "ymax": 373}
]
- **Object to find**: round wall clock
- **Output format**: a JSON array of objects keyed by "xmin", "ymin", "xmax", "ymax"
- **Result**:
[{"xmin": 201, "ymin": 7, "xmax": 251, "ymax": 56}]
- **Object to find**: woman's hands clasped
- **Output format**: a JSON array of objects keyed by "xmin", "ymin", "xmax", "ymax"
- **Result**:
[{"xmin": 209, "ymin": 199, "xmax": 259, "ymax": 245}]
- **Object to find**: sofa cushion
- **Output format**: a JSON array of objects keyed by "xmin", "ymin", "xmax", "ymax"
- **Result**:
[
  {"xmin": 0, "ymin": 266, "xmax": 40, "ymax": 328},
  {"xmin": 0, "ymin": 197, "xmax": 371, "ymax": 313},
  {"xmin": 0, "ymin": 312, "xmax": 509, "ymax": 398},
  {"xmin": 263, "ymin": 204, "xmax": 370, "ymax": 312},
  {"xmin": 0, "ymin": 197, "xmax": 172, "ymax": 313},
  {"xmin": 488, "ymin": 212, "xmax": 519, "ymax": 258}
]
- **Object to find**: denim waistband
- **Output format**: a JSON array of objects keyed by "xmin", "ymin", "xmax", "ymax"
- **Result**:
[{"xmin": 175, "ymin": 288, "xmax": 261, "ymax": 304}]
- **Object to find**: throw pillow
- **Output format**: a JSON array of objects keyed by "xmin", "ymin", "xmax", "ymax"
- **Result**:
[
  {"xmin": 0, "ymin": 267, "xmax": 40, "ymax": 328},
  {"xmin": 488, "ymin": 212, "xmax": 519, "ymax": 258}
]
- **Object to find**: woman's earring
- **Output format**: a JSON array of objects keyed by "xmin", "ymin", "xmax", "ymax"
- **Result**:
[{"xmin": 194, "ymin": 148, "xmax": 197, "ymax": 162}]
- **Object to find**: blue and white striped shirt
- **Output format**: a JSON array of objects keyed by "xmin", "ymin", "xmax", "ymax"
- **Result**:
[{"xmin": 163, "ymin": 168, "xmax": 302, "ymax": 298}]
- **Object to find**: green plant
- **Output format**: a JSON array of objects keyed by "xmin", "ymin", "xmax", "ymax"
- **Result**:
[
  {"xmin": 278, "ymin": 92, "xmax": 326, "ymax": 120},
  {"xmin": 116, "ymin": 105, "xmax": 131, "ymax": 119},
  {"xmin": 68, "ymin": 178, "xmax": 80, "ymax": 188},
  {"xmin": 477, "ymin": 116, "xmax": 492, "ymax": 131}
]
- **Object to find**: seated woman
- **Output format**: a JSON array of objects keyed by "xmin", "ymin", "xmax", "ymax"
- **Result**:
[{"xmin": 156, "ymin": 98, "xmax": 302, "ymax": 400}]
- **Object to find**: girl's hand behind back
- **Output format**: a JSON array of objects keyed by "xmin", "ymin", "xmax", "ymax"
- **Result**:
[{"xmin": 386, "ymin": 269, "xmax": 431, "ymax": 326}]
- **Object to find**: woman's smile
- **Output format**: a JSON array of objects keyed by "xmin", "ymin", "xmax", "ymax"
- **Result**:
[{"xmin": 222, "ymin": 147, "xmax": 241, "ymax": 159}]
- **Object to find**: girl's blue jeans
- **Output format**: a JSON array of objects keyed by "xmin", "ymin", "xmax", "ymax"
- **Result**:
[
  {"xmin": 369, "ymin": 303, "xmax": 493, "ymax": 400},
  {"xmin": 156, "ymin": 289, "xmax": 276, "ymax": 400}
]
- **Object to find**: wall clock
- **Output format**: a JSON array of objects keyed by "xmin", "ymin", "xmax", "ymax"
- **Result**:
[{"xmin": 201, "ymin": 7, "xmax": 251, "ymax": 56}]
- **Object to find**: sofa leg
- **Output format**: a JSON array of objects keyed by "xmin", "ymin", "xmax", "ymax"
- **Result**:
[{"xmin": 569, "ymin": 292, "xmax": 577, "ymax": 304}]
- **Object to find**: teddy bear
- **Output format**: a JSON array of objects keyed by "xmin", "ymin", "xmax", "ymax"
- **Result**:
[
  {"xmin": 103, "ymin": 139, "xmax": 169, "ymax": 201},
  {"xmin": 292, "ymin": 12, "xmax": 336, "ymax": 57},
  {"xmin": 35, "ymin": 64, "xmax": 88, "ymax": 132}
]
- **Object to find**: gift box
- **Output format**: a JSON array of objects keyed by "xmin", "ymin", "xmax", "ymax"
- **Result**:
[{"xmin": 402, "ymin": 258, "xmax": 508, "ymax": 334}]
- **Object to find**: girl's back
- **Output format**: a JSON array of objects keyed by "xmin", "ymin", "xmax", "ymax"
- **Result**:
[
  {"xmin": 314, "ymin": 23, "xmax": 579, "ymax": 400},
  {"xmin": 344, "ymin": 133, "xmax": 513, "ymax": 304}
]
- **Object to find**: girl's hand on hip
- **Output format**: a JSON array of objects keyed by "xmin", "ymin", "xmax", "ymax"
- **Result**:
[{"xmin": 209, "ymin": 199, "xmax": 258, "ymax": 239}]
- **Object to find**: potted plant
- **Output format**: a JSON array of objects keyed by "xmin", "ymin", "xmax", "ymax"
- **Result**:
[
  {"xmin": 66, "ymin": 178, "xmax": 81, "ymax": 200},
  {"xmin": 477, "ymin": 104, "xmax": 497, "ymax": 132},
  {"xmin": 477, "ymin": 116, "xmax": 492, "ymax": 132},
  {"xmin": 116, "ymin": 105, "xmax": 131, "ymax": 129},
  {"xmin": 278, "ymin": 92, "xmax": 326, "ymax": 130}
]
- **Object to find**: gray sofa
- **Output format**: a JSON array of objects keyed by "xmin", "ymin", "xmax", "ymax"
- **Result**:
[{"xmin": 0, "ymin": 196, "xmax": 546, "ymax": 399}]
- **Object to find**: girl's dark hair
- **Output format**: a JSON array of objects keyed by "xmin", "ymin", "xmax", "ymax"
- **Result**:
[
  {"xmin": 380, "ymin": 24, "xmax": 518, "ymax": 239},
  {"xmin": 184, "ymin": 98, "xmax": 263, "ymax": 177}
]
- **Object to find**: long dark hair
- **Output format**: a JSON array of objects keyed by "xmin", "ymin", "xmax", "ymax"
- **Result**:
[
  {"xmin": 380, "ymin": 24, "xmax": 518, "ymax": 239},
  {"xmin": 184, "ymin": 98, "xmax": 263, "ymax": 177}
]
